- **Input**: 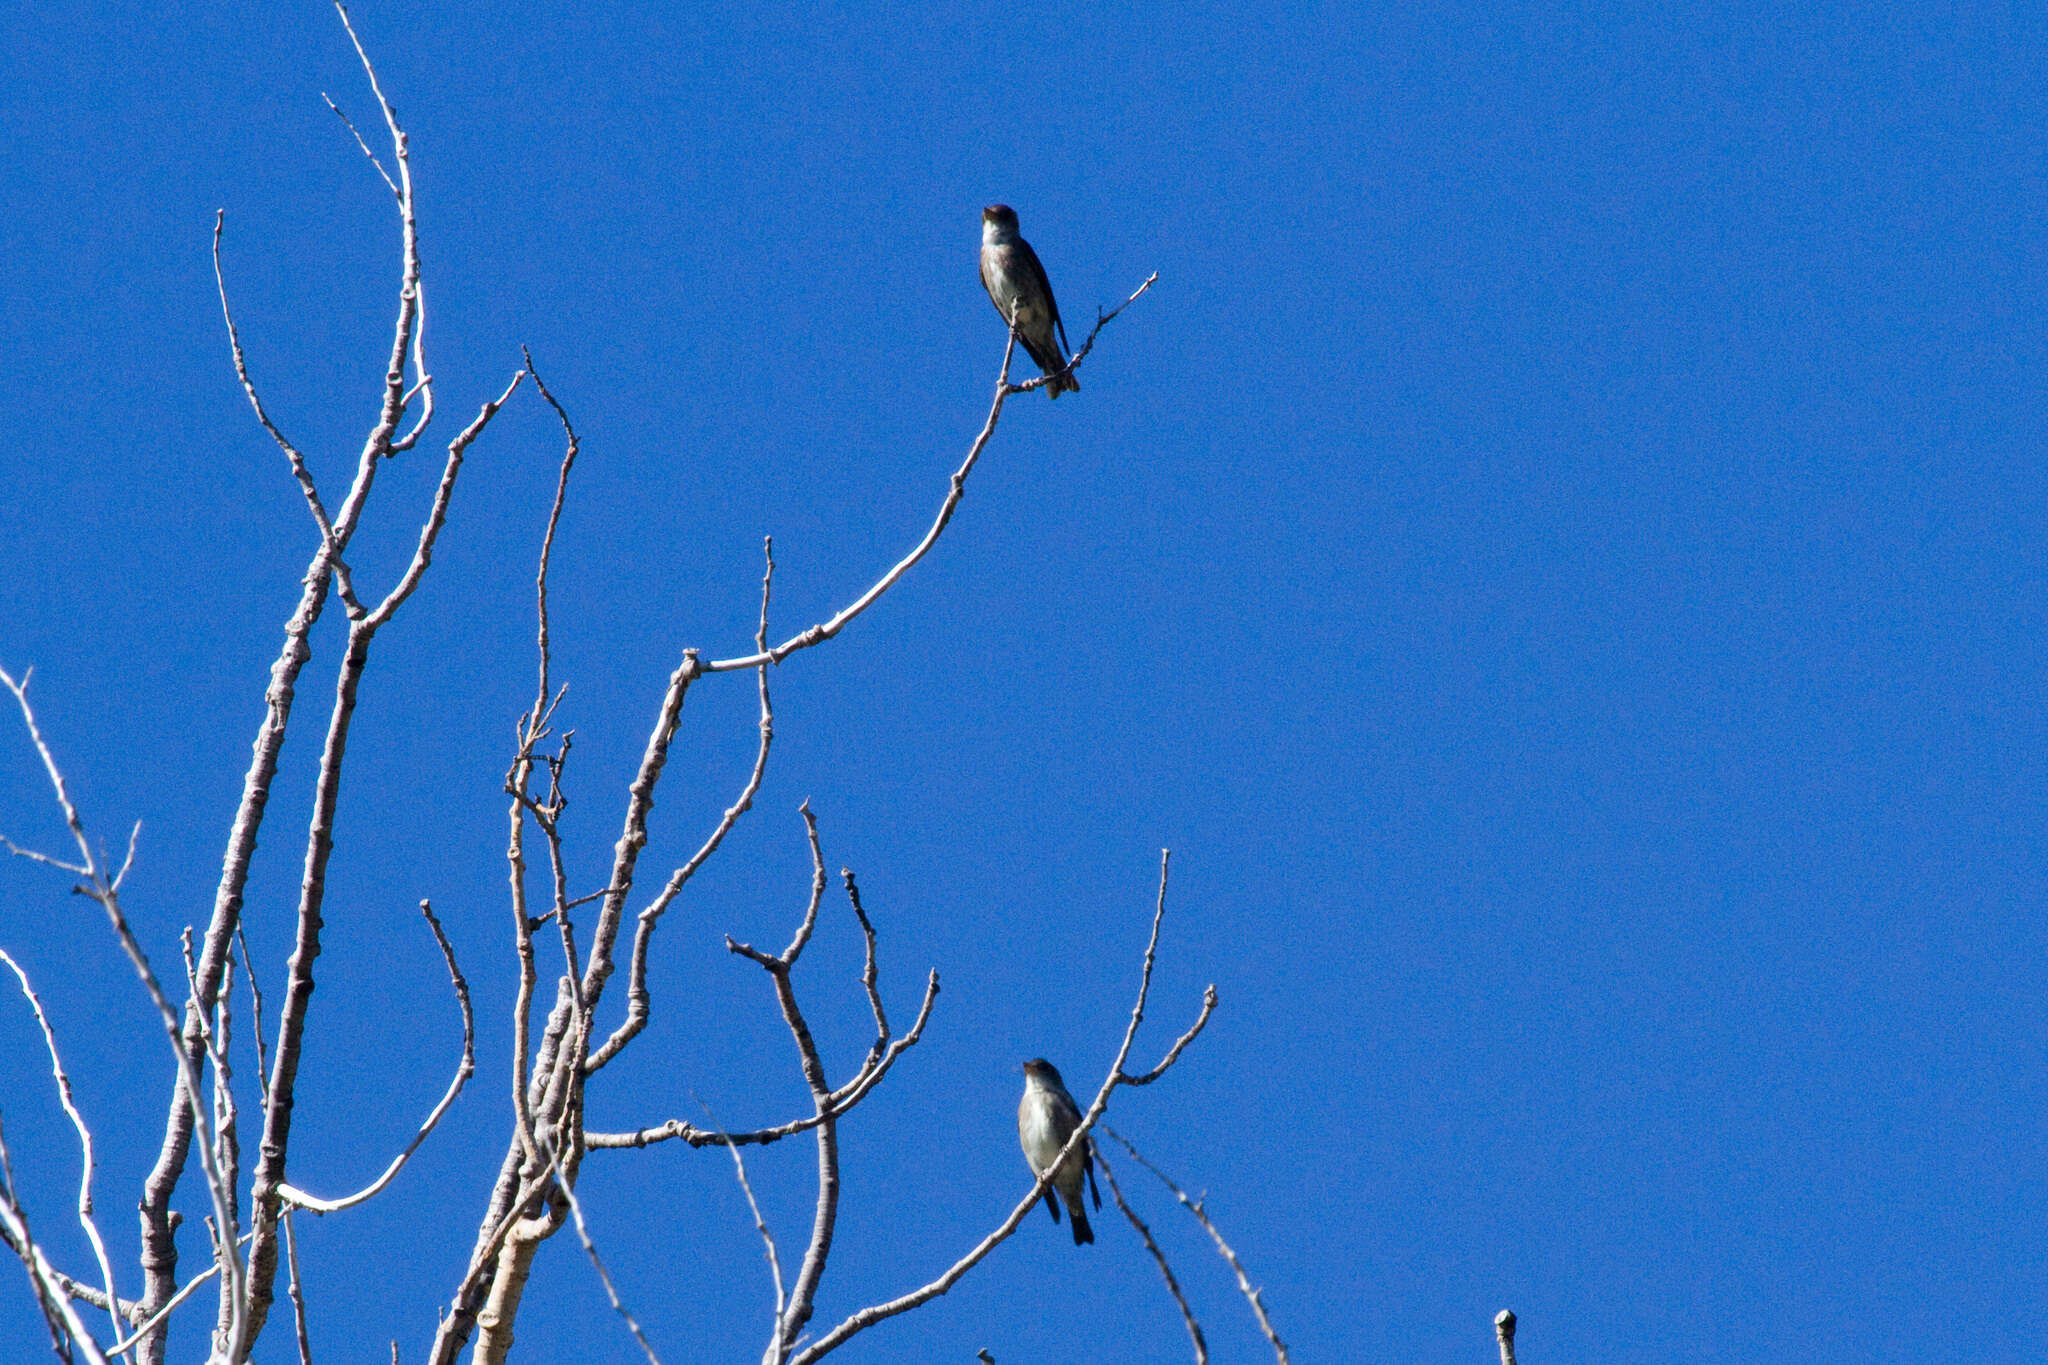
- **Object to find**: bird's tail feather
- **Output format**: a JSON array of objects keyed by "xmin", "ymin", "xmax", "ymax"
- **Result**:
[{"xmin": 1070, "ymin": 1203, "xmax": 1094, "ymax": 1245}]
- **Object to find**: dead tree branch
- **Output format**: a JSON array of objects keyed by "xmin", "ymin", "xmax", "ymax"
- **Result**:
[
  {"xmin": 0, "ymin": 951, "xmax": 123, "ymax": 1341},
  {"xmin": 0, "ymin": 1109, "xmax": 113, "ymax": 1365},
  {"xmin": 1103, "ymin": 1130, "xmax": 1289, "ymax": 1365},
  {"xmin": 724, "ymin": 810, "xmax": 941, "ymax": 1364},
  {"xmin": 276, "ymin": 903, "xmax": 474, "ymax": 1213},
  {"xmin": 1095, "ymin": 1150, "xmax": 1207, "ymax": 1364},
  {"xmin": 702, "ymin": 274, "xmax": 1154, "ymax": 674},
  {"xmin": 1, "ymin": 666, "xmax": 248, "ymax": 1360},
  {"xmin": 785, "ymin": 850, "xmax": 1215, "ymax": 1365},
  {"xmin": 702, "ymin": 1103, "xmax": 786, "ymax": 1354},
  {"xmin": 1004, "ymin": 272, "xmax": 1158, "ymax": 398}
]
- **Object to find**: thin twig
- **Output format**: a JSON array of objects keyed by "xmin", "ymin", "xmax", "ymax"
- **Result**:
[
  {"xmin": 709, "ymin": 275, "xmax": 1153, "ymax": 671},
  {"xmin": 550, "ymin": 1156, "xmax": 665, "ymax": 1365},
  {"xmin": 585, "ymin": 968, "xmax": 938, "ymax": 1152},
  {"xmin": 1103, "ymin": 1130, "xmax": 1289, "ymax": 1365},
  {"xmin": 331, "ymin": 2, "xmax": 434, "ymax": 455},
  {"xmin": 0, "ymin": 951, "xmax": 122, "ymax": 1341},
  {"xmin": 589, "ymin": 539, "xmax": 779, "ymax": 1072},
  {"xmin": 1005, "ymin": 272, "xmax": 1158, "ymax": 397},
  {"xmin": 1495, "ymin": 1310, "xmax": 1517, "ymax": 1365},
  {"xmin": 702, "ymin": 297, "xmax": 1021, "ymax": 674},
  {"xmin": 212, "ymin": 210, "xmax": 337, "ymax": 549},
  {"xmin": 729, "ymin": 810, "xmax": 841, "ymax": 1362},
  {"xmin": 698, "ymin": 1101, "xmax": 785, "ymax": 1353},
  {"xmin": 319, "ymin": 93, "xmax": 395, "ymax": 197},
  {"xmin": 281, "ymin": 1213, "xmax": 313, "ymax": 1365},
  {"xmin": 1095, "ymin": 1150, "xmax": 1206, "ymax": 1363}
]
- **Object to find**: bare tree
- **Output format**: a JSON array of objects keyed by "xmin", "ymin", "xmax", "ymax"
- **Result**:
[{"xmin": 0, "ymin": 10, "xmax": 1297, "ymax": 1365}]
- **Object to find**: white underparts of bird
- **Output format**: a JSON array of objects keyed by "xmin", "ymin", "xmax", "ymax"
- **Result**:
[
  {"xmin": 980, "ymin": 205, "xmax": 1079, "ymax": 398},
  {"xmin": 1017, "ymin": 1058, "xmax": 1101, "ymax": 1246}
]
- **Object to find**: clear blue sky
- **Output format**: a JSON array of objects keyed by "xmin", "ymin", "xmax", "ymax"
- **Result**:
[{"xmin": 3, "ymin": 3, "xmax": 2045, "ymax": 1361}]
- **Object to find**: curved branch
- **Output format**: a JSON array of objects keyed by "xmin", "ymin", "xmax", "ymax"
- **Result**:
[
  {"xmin": 276, "ymin": 903, "xmax": 474, "ymax": 1214},
  {"xmin": 585, "ymin": 968, "xmax": 938, "ymax": 1151},
  {"xmin": 211, "ymin": 210, "xmax": 334, "ymax": 545},
  {"xmin": 588, "ymin": 542, "xmax": 778, "ymax": 1072},
  {"xmin": 0, "ymin": 949, "xmax": 123, "ymax": 1341}
]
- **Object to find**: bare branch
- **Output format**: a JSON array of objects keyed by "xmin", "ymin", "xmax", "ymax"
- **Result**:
[
  {"xmin": 589, "ymin": 541, "xmax": 778, "ymax": 1072},
  {"xmin": 550, "ymin": 1157, "xmax": 665, "ymax": 1365},
  {"xmin": 281, "ymin": 1214, "xmax": 312, "ymax": 1365},
  {"xmin": 0, "ymin": 951, "xmax": 122, "ymax": 1341},
  {"xmin": 0, "ymin": 664, "xmax": 248, "ymax": 1360},
  {"xmin": 1103, "ymin": 1130, "xmax": 1289, "ymax": 1365},
  {"xmin": 245, "ymin": 368, "xmax": 518, "ymax": 1347},
  {"xmin": 787, "ymin": 850, "xmax": 1210, "ymax": 1365},
  {"xmin": 0, "ymin": 1110, "xmax": 114, "ymax": 1364},
  {"xmin": 236, "ymin": 927, "xmax": 268, "ymax": 1083},
  {"xmin": 363, "ymin": 371, "xmax": 526, "ymax": 629},
  {"xmin": 702, "ymin": 272, "xmax": 1152, "ymax": 674},
  {"xmin": 212, "ymin": 210, "xmax": 334, "ymax": 545},
  {"xmin": 839, "ymin": 870, "xmax": 890, "ymax": 1059},
  {"xmin": 504, "ymin": 348, "xmax": 580, "ymax": 1165},
  {"xmin": 1095, "ymin": 1150, "xmax": 1206, "ymax": 1364},
  {"xmin": 570, "ymin": 647, "xmax": 701, "ymax": 1016},
  {"xmin": 585, "ymin": 967, "xmax": 938, "ymax": 1152},
  {"xmin": 1495, "ymin": 1310, "xmax": 1518, "ymax": 1365},
  {"xmin": 728, "ymin": 813, "xmax": 841, "ymax": 1361},
  {"xmin": 319, "ymin": 93, "xmax": 395, "ymax": 198},
  {"xmin": 101, "ymin": 1231, "xmax": 250, "ymax": 1359},
  {"xmin": 1121, "ymin": 985, "xmax": 1218, "ymax": 1086},
  {"xmin": 697, "ymin": 1102, "xmax": 785, "ymax": 1358},
  {"xmin": 331, "ymin": 2, "xmax": 434, "ymax": 457},
  {"xmin": 1004, "ymin": 272, "xmax": 1157, "ymax": 398},
  {"xmin": 521, "ymin": 347, "xmax": 579, "ymax": 716},
  {"xmin": 706, "ymin": 354, "xmax": 1008, "ymax": 673},
  {"xmin": 276, "ymin": 902, "xmax": 474, "ymax": 1213}
]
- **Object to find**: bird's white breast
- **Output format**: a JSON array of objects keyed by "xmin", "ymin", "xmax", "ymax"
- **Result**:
[{"xmin": 1018, "ymin": 1090, "xmax": 1065, "ymax": 1172}]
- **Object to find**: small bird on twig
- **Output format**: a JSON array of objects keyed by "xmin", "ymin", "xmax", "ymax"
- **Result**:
[
  {"xmin": 1018, "ymin": 1058, "xmax": 1101, "ymax": 1245},
  {"xmin": 980, "ymin": 205, "xmax": 1078, "ymax": 398}
]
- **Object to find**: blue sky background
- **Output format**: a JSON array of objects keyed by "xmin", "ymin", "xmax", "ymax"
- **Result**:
[{"xmin": 3, "ymin": 2, "xmax": 2046, "ymax": 1361}]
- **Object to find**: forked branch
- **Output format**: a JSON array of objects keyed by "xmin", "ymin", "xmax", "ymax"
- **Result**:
[
  {"xmin": 785, "ymin": 850, "xmax": 1215, "ymax": 1365},
  {"xmin": 1103, "ymin": 1129, "xmax": 1290, "ymax": 1365}
]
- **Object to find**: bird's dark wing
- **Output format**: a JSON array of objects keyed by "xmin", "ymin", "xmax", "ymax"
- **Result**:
[
  {"xmin": 1043, "ymin": 1189, "xmax": 1062, "ymax": 1224},
  {"xmin": 1084, "ymin": 1147, "xmax": 1102, "ymax": 1210},
  {"xmin": 1016, "ymin": 236, "xmax": 1070, "ymax": 356},
  {"xmin": 1049, "ymin": 1088, "xmax": 1084, "ymax": 1138}
]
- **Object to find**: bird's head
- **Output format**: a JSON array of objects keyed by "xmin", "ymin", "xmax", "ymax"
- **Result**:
[
  {"xmin": 982, "ymin": 204, "xmax": 1020, "ymax": 242},
  {"xmin": 1021, "ymin": 1057, "xmax": 1065, "ymax": 1088}
]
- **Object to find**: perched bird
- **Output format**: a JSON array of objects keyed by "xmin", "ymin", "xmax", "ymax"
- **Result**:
[
  {"xmin": 980, "ymin": 205, "xmax": 1079, "ymax": 398},
  {"xmin": 1017, "ymin": 1058, "xmax": 1101, "ymax": 1245}
]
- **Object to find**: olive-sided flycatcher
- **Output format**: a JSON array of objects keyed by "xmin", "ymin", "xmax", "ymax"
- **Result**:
[
  {"xmin": 1018, "ymin": 1058, "xmax": 1102, "ymax": 1245},
  {"xmin": 980, "ymin": 205, "xmax": 1079, "ymax": 398}
]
